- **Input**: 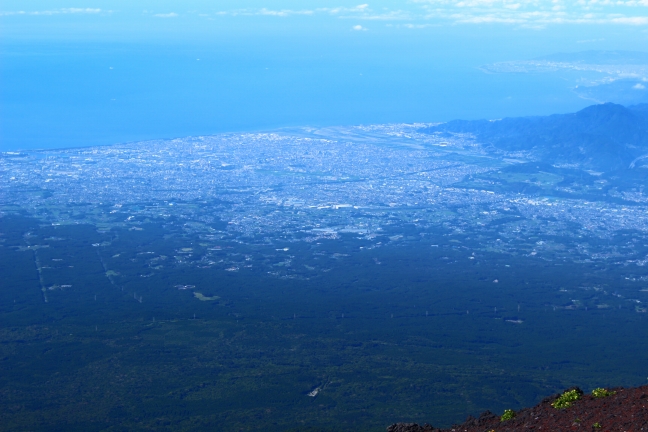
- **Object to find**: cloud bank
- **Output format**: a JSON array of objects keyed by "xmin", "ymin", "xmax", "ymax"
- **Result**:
[
  {"xmin": 2, "ymin": 2, "xmax": 648, "ymax": 26},
  {"xmin": 0, "ymin": 8, "xmax": 106, "ymax": 16},
  {"xmin": 205, "ymin": 1, "xmax": 648, "ymax": 26},
  {"xmin": 415, "ymin": 0, "xmax": 648, "ymax": 26}
]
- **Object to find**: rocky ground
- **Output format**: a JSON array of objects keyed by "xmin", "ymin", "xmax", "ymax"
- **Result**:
[{"xmin": 388, "ymin": 385, "xmax": 648, "ymax": 431}]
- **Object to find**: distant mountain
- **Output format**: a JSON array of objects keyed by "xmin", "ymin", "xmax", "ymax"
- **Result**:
[
  {"xmin": 479, "ymin": 51, "xmax": 648, "ymax": 105},
  {"xmin": 574, "ymin": 79, "xmax": 648, "ymax": 106},
  {"xmin": 479, "ymin": 50, "xmax": 648, "ymax": 73},
  {"xmin": 535, "ymin": 50, "xmax": 648, "ymax": 65},
  {"xmin": 420, "ymin": 103, "xmax": 648, "ymax": 172}
]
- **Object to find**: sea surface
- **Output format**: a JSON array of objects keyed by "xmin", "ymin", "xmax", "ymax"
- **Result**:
[{"xmin": 1, "ymin": 39, "xmax": 592, "ymax": 151}]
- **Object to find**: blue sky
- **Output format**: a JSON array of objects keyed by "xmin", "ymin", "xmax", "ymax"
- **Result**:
[
  {"xmin": 2, "ymin": 1, "xmax": 648, "ymax": 150},
  {"xmin": 3, "ymin": 0, "xmax": 648, "ymax": 35},
  {"xmin": 4, "ymin": 0, "xmax": 648, "ymax": 30}
]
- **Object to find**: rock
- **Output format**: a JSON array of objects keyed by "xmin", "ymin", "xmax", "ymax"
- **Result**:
[
  {"xmin": 386, "ymin": 422, "xmax": 438, "ymax": 432},
  {"xmin": 476, "ymin": 410, "xmax": 497, "ymax": 425}
]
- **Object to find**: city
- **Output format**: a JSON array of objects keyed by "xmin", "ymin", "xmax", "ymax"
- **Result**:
[{"xmin": 3, "ymin": 123, "xmax": 648, "ymax": 284}]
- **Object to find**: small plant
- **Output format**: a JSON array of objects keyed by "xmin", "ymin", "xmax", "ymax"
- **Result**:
[
  {"xmin": 593, "ymin": 422, "xmax": 602, "ymax": 428},
  {"xmin": 500, "ymin": 409, "xmax": 516, "ymax": 421},
  {"xmin": 592, "ymin": 388, "xmax": 616, "ymax": 398},
  {"xmin": 551, "ymin": 388, "xmax": 582, "ymax": 409}
]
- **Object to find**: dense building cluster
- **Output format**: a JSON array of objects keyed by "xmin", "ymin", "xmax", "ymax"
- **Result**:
[{"xmin": 3, "ymin": 123, "xmax": 648, "ymax": 264}]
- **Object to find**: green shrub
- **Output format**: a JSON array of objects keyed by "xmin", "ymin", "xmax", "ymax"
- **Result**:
[
  {"xmin": 593, "ymin": 422, "xmax": 602, "ymax": 428},
  {"xmin": 592, "ymin": 388, "xmax": 615, "ymax": 398},
  {"xmin": 551, "ymin": 389, "xmax": 582, "ymax": 409},
  {"xmin": 500, "ymin": 409, "xmax": 516, "ymax": 421}
]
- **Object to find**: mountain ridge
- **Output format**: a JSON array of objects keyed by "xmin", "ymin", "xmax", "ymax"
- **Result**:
[{"xmin": 420, "ymin": 103, "xmax": 648, "ymax": 172}]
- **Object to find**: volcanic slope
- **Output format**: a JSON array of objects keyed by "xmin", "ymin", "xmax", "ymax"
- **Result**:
[{"xmin": 388, "ymin": 385, "xmax": 648, "ymax": 431}]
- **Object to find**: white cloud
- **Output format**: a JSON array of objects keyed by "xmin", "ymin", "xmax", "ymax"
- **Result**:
[
  {"xmin": 349, "ymin": 11, "xmax": 412, "ymax": 20},
  {"xmin": 363, "ymin": 1, "xmax": 648, "ymax": 26},
  {"xmin": 414, "ymin": 0, "xmax": 648, "ymax": 25},
  {"xmin": 324, "ymin": 4, "xmax": 370, "ymax": 14},
  {"xmin": 611, "ymin": 16, "xmax": 648, "ymax": 24},
  {"xmin": 0, "ymin": 8, "xmax": 106, "ymax": 16},
  {"xmin": 577, "ymin": 37, "xmax": 605, "ymax": 42},
  {"xmin": 61, "ymin": 8, "xmax": 102, "ymax": 14},
  {"xmin": 352, "ymin": 24, "xmax": 368, "ymax": 30},
  {"xmin": 257, "ymin": 8, "xmax": 314, "ymax": 16},
  {"xmin": 9, "ymin": 2, "xmax": 644, "ymax": 27},
  {"xmin": 634, "ymin": 83, "xmax": 647, "ymax": 89},
  {"xmin": 204, "ymin": 4, "xmax": 408, "ymax": 22},
  {"xmin": 207, "ymin": 8, "xmax": 317, "ymax": 17},
  {"xmin": 208, "ymin": 4, "xmax": 404, "ymax": 20}
]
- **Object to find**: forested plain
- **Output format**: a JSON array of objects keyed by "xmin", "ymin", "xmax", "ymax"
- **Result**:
[{"xmin": 1, "ymin": 215, "xmax": 647, "ymax": 431}]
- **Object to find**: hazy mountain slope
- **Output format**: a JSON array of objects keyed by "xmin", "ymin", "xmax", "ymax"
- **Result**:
[
  {"xmin": 421, "ymin": 103, "xmax": 648, "ymax": 171},
  {"xmin": 629, "ymin": 102, "xmax": 648, "ymax": 115}
]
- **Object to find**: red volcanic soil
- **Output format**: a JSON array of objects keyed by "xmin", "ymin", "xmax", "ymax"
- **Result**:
[{"xmin": 388, "ymin": 385, "xmax": 648, "ymax": 432}]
